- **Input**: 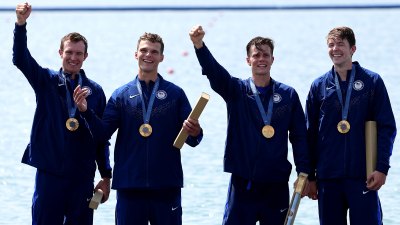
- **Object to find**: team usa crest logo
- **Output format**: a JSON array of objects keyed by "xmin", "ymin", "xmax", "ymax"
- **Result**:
[
  {"xmin": 82, "ymin": 86, "xmax": 92, "ymax": 96},
  {"xmin": 156, "ymin": 90, "xmax": 167, "ymax": 100},
  {"xmin": 353, "ymin": 80, "xmax": 364, "ymax": 91},
  {"xmin": 273, "ymin": 93, "xmax": 282, "ymax": 103}
]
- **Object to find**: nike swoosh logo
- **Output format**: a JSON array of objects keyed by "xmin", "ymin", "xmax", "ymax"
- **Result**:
[
  {"xmin": 363, "ymin": 190, "xmax": 370, "ymax": 194},
  {"xmin": 87, "ymin": 198, "xmax": 92, "ymax": 202},
  {"xmin": 129, "ymin": 94, "xmax": 139, "ymax": 99},
  {"xmin": 172, "ymin": 206, "xmax": 179, "ymax": 211},
  {"xmin": 280, "ymin": 208, "xmax": 288, "ymax": 213},
  {"xmin": 326, "ymin": 86, "xmax": 335, "ymax": 90}
]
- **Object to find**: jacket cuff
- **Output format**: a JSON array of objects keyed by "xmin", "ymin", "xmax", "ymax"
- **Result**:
[{"xmin": 99, "ymin": 169, "xmax": 112, "ymax": 179}]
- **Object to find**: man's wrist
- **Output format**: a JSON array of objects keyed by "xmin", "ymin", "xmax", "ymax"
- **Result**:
[
  {"xmin": 194, "ymin": 41, "xmax": 204, "ymax": 49},
  {"xmin": 16, "ymin": 20, "xmax": 26, "ymax": 26}
]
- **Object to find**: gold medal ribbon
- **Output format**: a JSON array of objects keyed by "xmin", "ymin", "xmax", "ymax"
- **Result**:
[
  {"xmin": 136, "ymin": 77, "xmax": 160, "ymax": 137},
  {"xmin": 334, "ymin": 64, "xmax": 355, "ymax": 134},
  {"xmin": 62, "ymin": 70, "xmax": 82, "ymax": 131},
  {"xmin": 249, "ymin": 79, "xmax": 275, "ymax": 138}
]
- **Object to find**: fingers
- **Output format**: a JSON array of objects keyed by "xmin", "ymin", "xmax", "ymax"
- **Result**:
[
  {"xmin": 73, "ymin": 85, "xmax": 89, "ymax": 112},
  {"xmin": 309, "ymin": 194, "xmax": 318, "ymax": 200},
  {"xmin": 16, "ymin": 3, "xmax": 28, "ymax": 13},
  {"xmin": 183, "ymin": 118, "xmax": 201, "ymax": 136},
  {"xmin": 183, "ymin": 119, "xmax": 197, "ymax": 130},
  {"xmin": 366, "ymin": 171, "xmax": 386, "ymax": 191},
  {"xmin": 189, "ymin": 25, "xmax": 205, "ymax": 49},
  {"xmin": 94, "ymin": 179, "xmax": 111, "ymax": 203},
  {"xmin": 366, "ymin": 179, "xmax": 383, "ymax": 191},
  {"xmin": 306, "ymin": 181, "xmax": 318, "ymax": 200},
  {"xmin": 189, "ymin": 25, "xmax": 204, "ymax": 37},
  {"xmin": 16, "ymin": 3, "xmax": 31, "ymax": 15},
  {"xmin": 16, "ymin": 3, "xmax": 32, "ymax": 25},
  {"xmin": 101, "ymin": 189, "xmax": 110, "ymax": 203},
  {"xmin": 301, "ymin": 180, "xmax": 310, "ymax": 197},
  {"xmin": 73, "ymin": 85, "xmax": 89, "ymax": 100}
]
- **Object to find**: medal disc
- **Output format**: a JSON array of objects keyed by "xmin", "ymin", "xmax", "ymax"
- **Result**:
[
  {"xmin": 139, "ymin": 124, "xmax": 152, "ymax": 137},
  {"xmin": 66, "ymin": 118, "xmax": 79, "ymax": 131},
  {"xmin": 337, "ymin": 120, "xmax": 350, "ymax": 134},
  {"xmin": 262, "ymin": 125, "xmax": 275, "ymax": 138}
]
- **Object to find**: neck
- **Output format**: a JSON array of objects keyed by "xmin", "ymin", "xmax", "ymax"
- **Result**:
[
  {"xmin": 63, "ymin": 69, "xmax": 79, "ymax": 80},
  {"xmin": 334, "ymin": 62, "xmax": 353, "ymax": 81},
  {"xmin": 253, "ymin": 74, "xmax": 271, "ymax": 87},
  {"xmin": 138, "ymin": 71, "xmax": 158, "ymax": 84}
]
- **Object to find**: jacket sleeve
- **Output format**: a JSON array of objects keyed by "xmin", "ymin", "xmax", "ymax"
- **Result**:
[
  {"xmin": 194, "ymin": 44, "xmax": 239, "ymax": 101},
  {"xmin": 12, "ymin": 23, "xmax": 47, "ymax": 91},
  {"xmin": 179, "ymin": 89, "xmax": 203, "ymax": 147},
  {"xmin": 305, "ymin": 81, "xmax": 320, "ymax": 180},
  {"xmin": 96, "ymin": 142, "xmax": 112, "ymax": 178},
  {"xmin": 81, "ymin": 91, "xmax": 120, "ymax": 143},
  {"xmin": 372, "ymin": 76, "xmax": 397, "ymax": 175},
  {"xmin": 186, "ymin": 129, "xmax": 203, "ymax": 147},
  {"xmin": 93, "ymin": 88, "xmax": 112, "ymax": 178},
  {"xmin": 289, "ymin": 90, "xmax": 311, "ymax": 177}
]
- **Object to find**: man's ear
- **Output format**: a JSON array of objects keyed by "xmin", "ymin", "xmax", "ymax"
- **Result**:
[
  {"xmin": 351, "ymin": 45, "xmax": 357, "ymax": 56},
  {"xmin": 246, "ymin": 57, "xmax": 251, "ymax": 66}
]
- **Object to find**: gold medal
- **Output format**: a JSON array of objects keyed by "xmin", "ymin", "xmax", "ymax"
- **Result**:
[
  {"xmin": 262, "ymin": 125, "xmax": 275, "ymax": 138},
  {"xmin": 66, "ymin": 118, "xmax": 79, "ymax": 131},
  {"xmin": 139, "ymin": 123, "xmax": 152, "ymax": 137},
  {"xmin": 337, "ymin": 120, "xmax": 350, "ymax": 134}
]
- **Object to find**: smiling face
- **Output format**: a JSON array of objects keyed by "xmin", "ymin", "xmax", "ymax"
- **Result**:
[
  {"xmin": 135, "ymin": 40, "xmax": 164, "ymax": 75},
  {"xmin": 59, "ymin": 40, "xmax": 88, "ymax": 75},
  {"xmin": 327, "ymin": 37, "xmax": 356, "ymax": 69},
  {"xmin": 246, "ymin": 44, "xmax": 274, "ymax": 77},
  {"xmin": 326, "ymin": 26, "xmax": 356, "ymax": 69}
]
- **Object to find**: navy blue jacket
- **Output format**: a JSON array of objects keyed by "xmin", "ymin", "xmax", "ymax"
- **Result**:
[
  {"xmin": 195, "ymin": 44, "xmax": 310, "ymax": 183},
  {"xmin": 306, "ymin": 62, "xmax": 397, "ymax": 180},
  {"xmin": 83, "ymin": 76, "xmax": 203, "ymax": 189},
  {"xmin": 13, "ymin": 23, "xmax": 111, "ymax": 179}
]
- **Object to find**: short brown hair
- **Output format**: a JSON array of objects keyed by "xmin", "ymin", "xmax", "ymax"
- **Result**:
[
  {"xmin": 137, "ymin": 32, "xmax": 164, "ymax": 54},
  {"xmin": 246, "ymin": 36, "xmax": 274, "ymax": 56},
  {"xmin": 60, "ymin": 32, "xmax": 88, "ymax": 53},
  {"xmin": 326, "ymin": 26, "xmax": 356, "ymax": 47}
]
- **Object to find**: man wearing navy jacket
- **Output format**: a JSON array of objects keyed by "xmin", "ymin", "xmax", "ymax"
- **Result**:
[
  {"xmin": 305, "ymin": 26, "xmax": 397, "ymax": 225},
  {"xmin": 74, "ymin": 32, "xmax": 203, "ymax": 225},
  {"xmin": 189, "ymin": 25, "xmax": 311, "ymax": 225},
  {"xmin": 13, "ymin": 2, "xmax": 112, "ymax": 225}
]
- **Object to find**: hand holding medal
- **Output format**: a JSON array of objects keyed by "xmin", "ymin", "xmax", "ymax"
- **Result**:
[
  {"xmin": 68, "ymin": 85, "xmax": 90, "ymax": 131},
  {"xmin": 73, "ymin": 85, "xmax": 90, "ymax": 113}
]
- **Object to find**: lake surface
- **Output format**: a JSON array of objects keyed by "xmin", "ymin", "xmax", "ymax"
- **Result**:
[{"xmin": 0, "ymin": 2, "xmax": 399, "ymax": 225}]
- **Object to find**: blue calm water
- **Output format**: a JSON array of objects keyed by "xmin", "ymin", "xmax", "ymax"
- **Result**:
[{"xmin": 0, "ymin": 2, "xmax": 399, "ymax": 224}]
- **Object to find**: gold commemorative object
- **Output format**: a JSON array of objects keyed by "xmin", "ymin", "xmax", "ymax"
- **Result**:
[
  {"xmin": 66, "ymin": 118, "xmax": 79, "ymax": 131},
  {"xmin": 337, "ymin": 120, "xmax": 350, "ymax": 134},
  {"xmin": 262, "ymin": 125, "xmax": 275, "ymax": 138},
  {"xmin": 139, "ymin": 123, "xmax": 152, "ymax": 137}
]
